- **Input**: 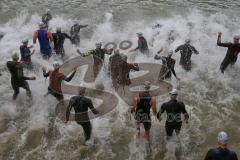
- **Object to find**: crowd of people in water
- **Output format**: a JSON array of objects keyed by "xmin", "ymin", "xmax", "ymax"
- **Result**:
[{"xmin": 1, "ymin": 9, "xmax": 239, "ymax": 159}]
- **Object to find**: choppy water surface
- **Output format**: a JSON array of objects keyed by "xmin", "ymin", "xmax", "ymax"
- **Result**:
[{"xmin": 0, "ymin": 0, "xmax": 240, "ymax": 160}]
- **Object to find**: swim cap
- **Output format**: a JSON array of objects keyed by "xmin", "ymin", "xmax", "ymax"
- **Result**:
[
  {"xmin": 12, "ymin": 53, "xmax": 19, "ymax": 60},
  {"xmin": 39, "ymin": 22, "xmax": 45, "ymax": 28},
  {"xmin": 137, "ymin": 32, "xmax": 143, "ymax": 37},
  {"xmin": 233, "ymin": 35, "xmax": 240, "ymax": 40},
  {"xmin": 95, "ymin": 42, "xmax": 102, "ymax": 48},
  {"xmin": 22, "ymin": 39, "xmax": 29, "ymax": 44},
  {"xmin": 53, "ymin": 61, "xmax": 60, "ymax": 69},
  {"xmin": 185, "ymin": 39, "xmax": 191, "ymax": 44},
  {"xmin": 217, "ymin": 131, "xmax": 228, "ymax": 144},
  {"xmin": 169, "ymin": 88, "xmax": 178, "ymax": 95},
  {"xmin": 144, "ymin": 81, "xmax": 151, "ymax": 90},
  {"xmin": 168, "ymin": 49, "xmax": 174, "ymax": 57}
]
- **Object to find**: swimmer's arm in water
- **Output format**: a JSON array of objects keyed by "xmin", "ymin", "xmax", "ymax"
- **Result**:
[
  {"xmin": 157, "ymin": 48, "xmax": 164, "ymax": 54},
  {"xmin": 87, "ymin": 99, "xmax": 99, "ymax": 114},
  {"xmin": 47, "ymin": 32, "xmax": 53, "ymax": 42},
  {"xmin": 42, "ymin": 67, "xmax": 49, "ymax": 77},
  {"xmin": 154, "ymin": 54, "xmax": 162, "ymax": 60},
  {"xmin": 64, "ymin": 68, "xmax": 77, "ymax": 82},
  {"xmin": 79, "ymin": 25, "xmax": 88, "ymax": 28},
  {"xmin": 151, "ymin": 97, "xmax": 157, "ymax": 116},
  {"xmin": 64, "ymin": 33, "xmax": 71, "ymax": 40},
  {"xmin": 131, "ymin": 40, "xmax": 142, "ymax": 51},
  {"xmin": 130, "ymin": 63, "xmax": 139, "ymax": 71},
  {"xmin": 169, "ymin": 59, "xmax": 178, "ymax": 79},
  {"xmin": 175, "ymin": 45, "xmax": 184, "ymax": 53},
  {"xmin": 33, "ymin": 31, "xmax": 38, "ymax": 44},
  {"xmin": 155, "ymin": 48, "xmax": 164, "ymax": 59},
  {"xmin": 217, "ymin": 32, "xmax": 231, "ymax": 47},
  {"xmin": 157, "ymin": 103, "xmax": 166, "ymax": 121},
  {"xmin": 131, "ymin": 96, "xmax": 140, "ymax": 113},
  {"xmin": 191, "ymin": 46, "xmax": 199, "ymax": 54},
  {"xmin": 181, "ymin": 102, "xmax": 189, "ymax": 123},
  {"xmin": 80, "ymin": 50, "xmax": 95, "ymax": 57},
  {"xmin": 76, "ymin": 49, "xmax": 82, "ymax": 55},
  {"xmin": 170, "ymin": 67, "xmax": 177, "ymax": 78}
]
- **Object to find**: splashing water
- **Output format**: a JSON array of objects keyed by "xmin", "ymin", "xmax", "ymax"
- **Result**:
[{"xmin": 0, "ymin": 2, "xmax": 240, "ymax": 160}]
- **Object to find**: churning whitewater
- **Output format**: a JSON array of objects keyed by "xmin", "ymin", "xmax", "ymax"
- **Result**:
[{"xmin": 0, "ymin": 0, "xmax": 240, "ymax": 160}]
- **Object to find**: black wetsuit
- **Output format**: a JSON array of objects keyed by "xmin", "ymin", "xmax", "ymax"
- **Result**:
[
  {"xmin": 109, "ymin": 53, "xmax": 122, "ymax": 88},
  {"xmin": 158, "ymin": 99, "xmax": 189, "ymax": 137},
  {"xmin": 70, "ymin": 24, "xmax": 88, "ymax": 46},
  {"xmin": 42, "ymin": 13, "xmax": 52, "ymax": 28},
  {"xmin": 52, "ymin": 32, "xmax": 71, "ymax": 58},
  {"xmin": 7, "ymin": 61, "xmax": 32, "ymax": 100},
  {"xmin": 118, "ymin": 61, "xmax": 139, "ymax": 86},
  {"xmin": 204, "ymin": 147, "xmax": 238, "ymax": 160},
  {"xmin": 136, "ymin": 37, "xmax": 149, "ymax": 55},
  {"xmin": 155, "ymin": 55, "xmax": 177, "ymax": 80},
  {"xmin": 217, "ymin": 41, "xmax": 240, "ymax": 73},
  {"xmin": 85, "ymin": 48, "xmax": 111, "ymax": 78},
  {"xmin": 175, "ymin": 44, "xmax": 199, "ymax": 71},
  {"xmin": 135, "ymin": 92, "xmax": 152, "ymax": 131},
  {"xmin": 20, "ymin": 45, "xmax": 33, "ymax": 69},
  {"xmin": 69, "ymin": 96, "xmax": 98, "ymax": 141}
]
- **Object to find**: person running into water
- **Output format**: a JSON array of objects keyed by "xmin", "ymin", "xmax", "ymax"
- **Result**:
[
  {"xmin": 117, "ymin": 54, "xmax": 139, "ymax": 87},
  {"xmin": 175, "ymin": 39, "xmax": 199, "ymax": 71},
  {"xmin": 154, "ymin": 49, "xmax": 180, "ymax": 81},
  {"xmin": 33, "ymin": 22, "xmax": 53, "ymax": 59},
  {"xmin": 217, "ymin": 32, "xmax": 240, "ymax": 73},
  {"xmin": 65, "ymin": 87, "xmax": 99, "ymax": 146},
  {"xmin": 157, "ymin": 89, "xmax": 189, "ymax": 140},
  {"xmin": 42, "ymin": 61, "xmax": 76, "ymax": 101},
  {"xmin": 78, "ymin": 42, "xmax": 113, "ymax": 79},
  {"xmin": 204, "ymin": 131, "xmax": 238, "ymax": 160},
  {"xmin": 7, "ymin": 53, "xmax": 36, "ymax": 100},
  {"xmin": 131, "ymin": 81, "xmax": 157, "ymax": 141},
  {"xmin": 42, "ymin": 9, "xmax": 52, "ymax": 28},
  {"xmin": 70, "ymin": 23, "xmax": 88, "ymax": 47},
  {"xmin": 52, "ymin": 27, "xmax": 71, "ymax": 58},
  {"xmin": 20, "ymin": 39, "xmax": 35, "ymax": 70},
  {"xmin": 131, "ymin": 33, "xmax": 149, "ymax": 55},
  {"xmin": 108, "ymin": 50, "xmax": 123, "ymax": 89}
]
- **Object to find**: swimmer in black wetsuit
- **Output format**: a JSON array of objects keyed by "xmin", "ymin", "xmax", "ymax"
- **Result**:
[
  {"xmin": 65, "ymin": 87, "xmax": 99, "ymax": 146},
  {"xmin": 157, "ymin": 89, "xmax": 189, "ymax": 140},
  {"xmin": 154, "ymin": 49, "xmax": 180, "ymax": 81},
  {"xmin": 217, "ymin": 32, "xmax": 240, "ymax": 73},
  {"xmin": 204, "ymin": 131, "xmax": 238, "ymax": 160},
  {"xmin": 70, "ymin": 23, "xmax": 88, "ymax": 47},
  {"xmin": 6, "ymin": 53, "xmax": 36, "ymax": 100},
  {"xmin": 131, "ymin": 33, "xmax": 149, "ymax": 55},
  {"xmin": 20, "ymin": 39, "xmax": 35, "ymax": 70},
  {"xmin": 175, "ymin": 39, "xmax": 199, "ymax": 71},
  {"xmin": 52, "ymin": 27, "xmax": 71, "ymax": 58}
]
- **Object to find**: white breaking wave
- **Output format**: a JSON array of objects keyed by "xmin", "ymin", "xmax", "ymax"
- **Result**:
[{"xmin": 0, "ymin": 8, "xmax": 240, "ymax": 160}]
